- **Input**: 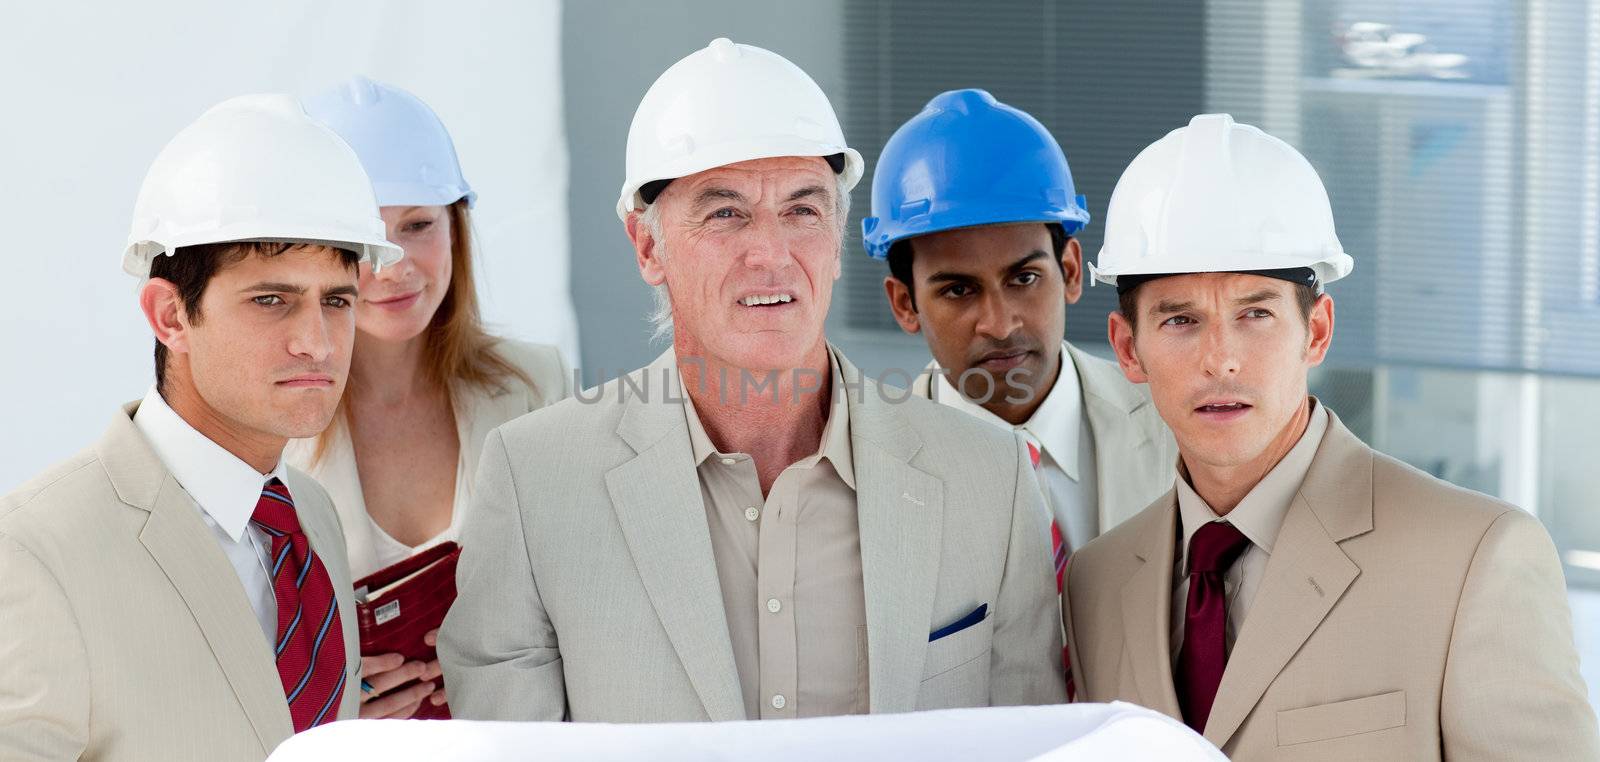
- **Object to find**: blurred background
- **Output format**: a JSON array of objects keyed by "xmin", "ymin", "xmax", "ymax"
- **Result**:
[{"xmin": 5, "ymin": 0, "xmax": 1600, "ymax": 710}]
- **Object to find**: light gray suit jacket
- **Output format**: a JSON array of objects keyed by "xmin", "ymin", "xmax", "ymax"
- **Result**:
[
  {"xmin": 0, "ymin": 404, "xmax": 360, "ymax": 762},
  {"xmin": 911, "ymin": 341, "xmax": 1177, "ymax": 534},
  {"xmin": 440, "ymin": 348, "xmax": 1065, "ymax": 722}
]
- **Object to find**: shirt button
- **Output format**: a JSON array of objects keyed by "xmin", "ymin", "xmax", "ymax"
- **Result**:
[
  {"xmin": 771, "ymin": 694, "xmax": 787, "ymax": 710},
  {"xmin": 744, "ymin": 506, "xmax": 760, "ymax": 522},
  {"xmin": 766, "ymin": 598, "xmax": 782, "ymax": 614},
  {"xmin": 720, "ymin": 457, "xmax": 736, "ymax": 466}
]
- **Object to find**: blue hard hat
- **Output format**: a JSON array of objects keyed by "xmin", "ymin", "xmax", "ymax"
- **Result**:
[
  {"xmin": 862, "ymin": 89, "xmax": 1089, "ymax": 259},
  {"xmin": 303, "ymin": 76, "xmax": 476, "ymax": 209}
]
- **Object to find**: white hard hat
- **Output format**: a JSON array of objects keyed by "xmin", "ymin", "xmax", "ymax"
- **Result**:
[
  {"xmin": 1091, "ymin": 113, "xmax": 1353, "ymax": 290},
  {"xmin": 616, "ymin": 37, "xmax": 864, "ymax": 221},
  {"xmin": 303, "ymin": 76, "xmax": 477, "ymax": 209},
  {"xmin": 123, "ymin": 94, "xmax": 403, "ymax": 277}
]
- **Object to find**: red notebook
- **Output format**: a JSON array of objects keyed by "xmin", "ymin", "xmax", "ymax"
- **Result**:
[{"xmin": 353, "ymin": 541, "xmax": 461, "ymax": 720}]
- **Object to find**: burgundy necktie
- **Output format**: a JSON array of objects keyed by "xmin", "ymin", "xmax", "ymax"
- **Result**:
[
  {"xmin": 1176, "ymin": 520, "xmax": 1251, "ymax": 732},
  {"xmin": 252, "ymin": 479, "xmax": 348, "ymax": 732},
  {"xmin": 1026, "ymin": 441, "xmax": 1074, "ymax": 700}
]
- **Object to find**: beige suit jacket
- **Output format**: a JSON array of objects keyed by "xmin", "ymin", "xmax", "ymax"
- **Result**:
[
  {"xmin": 0, "ymin": 404, "xmax": 361, "ymax": 762},
  {"xmin": 439, "ymin": 348, "xmax": 1065, "ymax": 722},
  {"xmin": 910, "ymin": 341, "xmax": 1177, "ymax": 533},
  {"xmin": 1063, "ymin": 410, "xmax": 1599, "ymax": 760}
]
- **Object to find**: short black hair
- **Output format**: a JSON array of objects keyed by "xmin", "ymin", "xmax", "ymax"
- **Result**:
[
  {"xmin": 148, "ymin": 242, "xmax": 360, "ymax": 393},
  {"xmin": 887, "ymin": 222, "xmax": 1069, "ymax": 310},
  {"xmin": 1117, "ymin": 280, "xmax": 1318, "ymax": 333}
]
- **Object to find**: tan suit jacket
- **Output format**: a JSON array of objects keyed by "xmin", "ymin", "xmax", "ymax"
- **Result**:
[
  {"xmin": 439, "ymin": 348, "xmax": 1065, "ymax": 722},
  {"xmin": 0, "ymin": 404, "xmax": 361, "ymax": 762},
  {"xmin": 911, "ymin": 341, "xmax": 1177, "ymax": 533},
  {"xmin": 1063, "ymin": 410, "xmax": 1599, "ymax": 760}
]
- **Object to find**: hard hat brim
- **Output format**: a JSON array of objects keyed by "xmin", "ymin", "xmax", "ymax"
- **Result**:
[
  {"xmin": 617, "ymin": 140, "xmax": 863, "ymax": 221},
  {"xmin": 124, "ymin": 226, "xmax": 403, "ymax": 278},
  {"xmin": 1089, "ymin": 251, "xmax": 1354, "ymax": 288},
  {"xmin": 862, "ymin": 203, "xmax": 1091, "ymax": 260}
]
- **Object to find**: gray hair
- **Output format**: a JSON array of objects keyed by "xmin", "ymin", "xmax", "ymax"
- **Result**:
[{"xmin": 644, "ymin": 172, "xmax": 853, "ymax": 344}]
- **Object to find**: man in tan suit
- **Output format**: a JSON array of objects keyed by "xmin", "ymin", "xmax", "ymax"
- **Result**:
[
  {"xmin": 439, "ymin": 39, "xmax": 1063, "ymax": 722},
  {"xmin": 1064, "ymin": 114, "xmax": 1599, "ymax": 759},
  {"xmin": 868, "ymin": 89, "xmax": 1175, "ymax": 554},
  {"xmin": 0, "ymin": 95, "xmax": 401, "ymax": 761}
]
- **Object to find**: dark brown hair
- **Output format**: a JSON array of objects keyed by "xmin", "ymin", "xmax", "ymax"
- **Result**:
[{"xmin": 148, "ymin": 241, "xmax": 360, "ymax": 393}]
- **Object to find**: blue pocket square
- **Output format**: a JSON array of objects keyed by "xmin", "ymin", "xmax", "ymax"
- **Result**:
[{"xmin": 929, "ymin": 603, "xmax": 988, "ymax": 642}]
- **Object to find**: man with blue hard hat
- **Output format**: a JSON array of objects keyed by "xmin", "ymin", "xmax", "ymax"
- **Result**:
[{"xmin": 866, "ymin": 89, "xmax": 1176, "ymax": 574}]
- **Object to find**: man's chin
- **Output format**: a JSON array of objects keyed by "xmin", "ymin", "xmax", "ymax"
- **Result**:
[
  {"xmin": 699, "ymin": 331, "xmax": 821, "ymax": 372},
  {"xmin": 265, "ymin": 403, "xmax": 340, "ymax": 442}
]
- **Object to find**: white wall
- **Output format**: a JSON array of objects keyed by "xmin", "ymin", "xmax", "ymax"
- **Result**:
[{"xmin": 0, "ymin": 1, "xmax": 573, "ymax": 493}]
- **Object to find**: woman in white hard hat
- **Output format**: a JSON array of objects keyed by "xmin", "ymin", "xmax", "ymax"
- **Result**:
[{"xmin": 287, "ymin": 76, "xmax": 572, "ymax": 720}]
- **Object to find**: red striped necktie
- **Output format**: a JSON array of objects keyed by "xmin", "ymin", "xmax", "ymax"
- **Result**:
[
  {"xmin": 251, "ymin": 478, "xmax": 347, "ymax": 732},
  {"xmin": 1026, "ymin": 441, "xmax": 1074, "ymax": 699}
]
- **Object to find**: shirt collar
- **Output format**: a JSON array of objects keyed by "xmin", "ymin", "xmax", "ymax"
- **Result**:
[
  {"xmin": 1176, "ymin": 399, "xmax": 1329, "ymax": 568},
  {"xmin": 132, "ymin": 386, "xmax": 288, "ymax": 542},
  {"xmin": 679, "ymin": 351, "xmax": 856, "ymax": 490},
  {"xmin": 932, "ymin": 341, "xmax": 1083, "ymax": 480}
]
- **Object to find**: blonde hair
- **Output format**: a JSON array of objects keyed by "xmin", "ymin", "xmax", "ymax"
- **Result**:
[{"xmin": 311, "ymin": 199, "xmax": 532, "ymax": 463}]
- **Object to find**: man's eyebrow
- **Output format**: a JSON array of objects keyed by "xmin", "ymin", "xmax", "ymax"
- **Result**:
[
  {"xmin": 1151, "ymin": 298, "xmax": 1195, "ymax": 315},
  {"xmin": 691, "ymin": 187, "xmax": 746, "ymax": 209},
  {"xmin": 242, "ymin": 281, "xmax": 305, "ymax": 295},
  {"xmin": 1234, "ymin": 289, "xmax": 1282, "ymax": 306},
  {"xmin": 925, "ymin": 251, "xmax": 1051, "ymax": 285},
  {"xmin": 1004, "ymin": 250, "xmax": 1051, "ymax": 274},
  {"xmin": 925, "ymin": 270, "xmax": 979, "ymax": 285},
  {"xmin": 324, "ymin": 284, "xmax": 359, "ymax": 298},
  {"xmin": 784, "ymin": 185, "xmax": 829, "ymax": 204}
]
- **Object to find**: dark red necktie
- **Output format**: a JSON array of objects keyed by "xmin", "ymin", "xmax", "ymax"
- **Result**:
[
  {"xmin": 252, "ymin": 478, "xmax": 347, "ymax": 732},
  {"xmin": 1176, "ymin": 520, "xmax": 1251, "ymax": 732}
]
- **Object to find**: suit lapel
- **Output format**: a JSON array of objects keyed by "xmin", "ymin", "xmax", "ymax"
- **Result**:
[
  {"xmin": 843, "ymin": 353, "xmax": 944, "ymax": 713},
  {"xmin": 1202, "ymin": 410, "xmax": 1373, "ymax": 748},
  {"xmin": 1119, "ymin": 494, "xmax": 1184, "ymax": 719},
  {"xmin": 139, "ymin": 484, "xmax": 293, "ymax": 749},
  {"xmin": 95, "ymin": 406, "xmax": 294, "ymax": 753},
  {"xmin": 1068, "ymin": 343, "xmax": 1167, "ymax": 533},
  {"xmin": 603, "ymin": 353, "xmax": 745, "ymax": 721}
]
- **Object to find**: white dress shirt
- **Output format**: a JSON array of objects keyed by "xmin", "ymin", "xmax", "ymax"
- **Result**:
[
  {"xmin": 932, "ymin": 343, "xmax": 1099, "ymax": 553},
  {"xmin": 133, "ymin": 386, "xmax": 283, "ymax": 641},
  {"xmin": 1169, "ymin": 400, "xmax": 1330, "ymax": 661}
]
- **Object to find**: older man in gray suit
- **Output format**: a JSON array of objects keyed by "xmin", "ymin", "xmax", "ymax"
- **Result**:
[{"xmin": 438, "ymin": 39, "xmax": 1064, "ymax": 722}]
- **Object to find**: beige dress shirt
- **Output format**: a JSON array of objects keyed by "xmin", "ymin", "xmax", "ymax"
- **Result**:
[
  {"xmin": 1170, "ymin": 400, "xmax": 1329, "ymax": 660},
  {"xmin": 931, "ymin": 342, "xmax": 1098, "ymax": 552},
  {"xmin": 681, "ymin": 354, "xmax": 868, "ymax": 720}
]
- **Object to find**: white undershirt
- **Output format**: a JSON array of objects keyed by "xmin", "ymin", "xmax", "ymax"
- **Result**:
[
  {"xmin": 133, "ymin": 386, "xmax": 283, "ymax": 642},
  {"xmin": 931, "ymin": 343, "xmax": 1099, "ymax": 553}
]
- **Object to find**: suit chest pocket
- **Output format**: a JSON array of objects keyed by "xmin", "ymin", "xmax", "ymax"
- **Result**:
[
  {"xmin": 922, "ymin": 615, "xmax": 994, "ymax": 680},
  {"xmin": 1277, "ymin": 690, "xmax": 1407, "ymax": 747}
]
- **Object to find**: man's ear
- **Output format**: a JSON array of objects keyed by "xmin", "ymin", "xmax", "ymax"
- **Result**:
[
  {"xmin": 140, "ymin": 277, "xmax": 191, "ymax": 357},
  {"xmin": 1060, "ymin": 236, "xmax": 1083, "ymax": 305},
  {"xmin": 1304, "ymin": 293, "xmax": 1336, "ymax": 367},
  {"xmin": 1107, "ymin": 310, "xmax": 1148, "ymax": 384},
  {"xmin": 625, "ymin": 209, "xmax": 666, "ymax": 287},
  {"xmin": 884, "ymin": 276, "xmax": 921, "ymax": 335}
]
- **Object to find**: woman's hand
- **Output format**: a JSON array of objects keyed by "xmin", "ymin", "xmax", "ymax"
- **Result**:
[{"xmin": 358, "ymin": 652, "xmax": 434, "ymax": 719}]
